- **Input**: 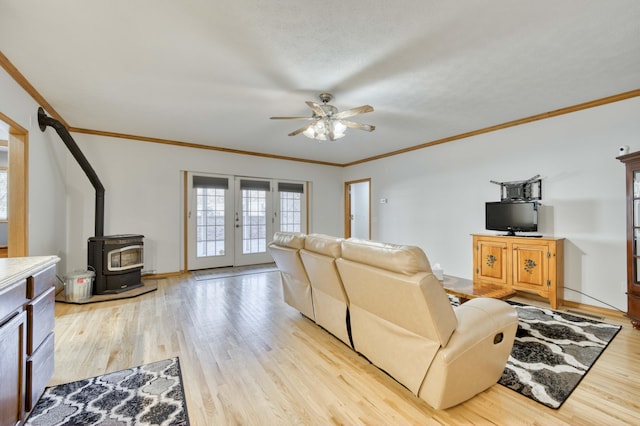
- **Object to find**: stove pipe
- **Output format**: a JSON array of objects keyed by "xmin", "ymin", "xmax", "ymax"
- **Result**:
[{"xmin": 37, "ymin": 107, "xmax": 105, "ymax": 237}]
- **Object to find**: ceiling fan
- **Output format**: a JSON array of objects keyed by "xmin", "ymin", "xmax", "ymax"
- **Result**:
[{"xmin": 270, "ymin": 93, "xmax": 375, "ymax": 141}]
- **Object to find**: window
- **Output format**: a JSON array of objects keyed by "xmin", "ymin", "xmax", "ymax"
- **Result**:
[{"xmin": 278, "ymin": 182, "xmax": 304, "ymax": 233}]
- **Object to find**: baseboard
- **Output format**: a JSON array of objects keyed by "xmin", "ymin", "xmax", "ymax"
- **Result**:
[
  {"xmin": 141, "ymin": 270, "xmax": 186, "ymax": 279},
  {"xmin": 515, "ymin": 290, "xmax": 626, "ymax": 319},
  {"xmin": 561, "ymin": 299, "xmax": 627, "ymax": 321}
]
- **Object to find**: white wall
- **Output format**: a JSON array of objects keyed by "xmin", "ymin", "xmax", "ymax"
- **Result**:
[
  {"xmin": 3, "ymin": 61, "xmax": 639, "ymax": 311},
  {"xmin": 344, "ymin": 96, "xmax": 640, "ymax": 311},
  {"xmin": 64, "ymin": 133, "xmax": 344, "ymax": 274},
  {"xmin": 0, "ymin": 68, "xmax": 68, "ymax": 266}
]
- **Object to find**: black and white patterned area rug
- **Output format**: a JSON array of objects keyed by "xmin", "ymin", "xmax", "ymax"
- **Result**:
[
  {"xmin": 26, "ymin": 357, "xmax": 189, "ymax": 426},
  {"xmin": 497, "ymin": 301, "xmax": 621, "ymax": 409}
]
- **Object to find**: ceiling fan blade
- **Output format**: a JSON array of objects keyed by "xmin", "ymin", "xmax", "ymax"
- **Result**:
[
  {"xmin": 305, "ymin": 101, "xmax": 327, "ymax": 117},
  {"xmin": 288, "ymin": 123, "xmax": 315, "ymax": 137},
  {"xmin": 270, "ymin": 116, "xmax": 314, "ymax": 120},
  {"xmin": 334, "ymin": 105, "xmax": 374, "ymax": 119},
  {"xmin": 340, "ymin": 120, "xmax": 376, "ymax": 132}
]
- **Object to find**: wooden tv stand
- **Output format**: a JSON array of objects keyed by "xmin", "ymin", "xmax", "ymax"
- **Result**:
[{"xmin": 472, "ymin": 234, "xmax": 564, "ymax": 309}]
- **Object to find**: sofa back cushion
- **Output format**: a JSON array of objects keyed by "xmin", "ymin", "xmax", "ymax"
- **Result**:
[
  {"xmin": 268, "ymin": 232, "xmax": 314, "ymax": 320},
  {"xmin": 300, "ymin": 234, "xmax": 351, "ymax": 346},
  {"xmin": 304, "ymin": 233, "xmax": 343, "ymax": 258},
  {"xmin": 272, "ymin": 231, "xmax": 306, "ymax": 250},
  {"xmin": 341, "ymin": 238, "xmax": 432, "ymax": 275}
]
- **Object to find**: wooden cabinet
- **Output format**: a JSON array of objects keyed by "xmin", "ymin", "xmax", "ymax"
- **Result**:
[
  {"xmin": 0, "ymin": 256, "xmax": 59, "ymax": 425},
  {"xmin": 618, "ymin": 151, "xmax": 640, "ymax": 329},
  {"xmin": 473, "ymin": 234, "xmax": 564, "ymax": 309}
]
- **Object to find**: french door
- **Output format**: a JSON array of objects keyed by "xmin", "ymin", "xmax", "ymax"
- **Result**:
[
  {"xmin": 233, "ymin": 178, "xmax": 273, "ymax": 266},
  {"xmin": 186, "ymin": 172, "xmax": 306, "ymax": 270}
]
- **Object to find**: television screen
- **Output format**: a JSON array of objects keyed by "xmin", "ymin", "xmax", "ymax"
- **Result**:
[{"xmin": 485, "ymin": 201, "xmax": 538, "ymax": 235}]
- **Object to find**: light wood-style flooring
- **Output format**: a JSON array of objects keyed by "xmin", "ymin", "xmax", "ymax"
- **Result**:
[{"xmin": 52, "ymin": 271, "xmax": 640, "ymax": 425}]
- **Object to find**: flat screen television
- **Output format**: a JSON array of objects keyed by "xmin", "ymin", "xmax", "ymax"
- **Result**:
[{"xmin": 485, "ymin": 201, "xmax": 538, "ymax": 236}]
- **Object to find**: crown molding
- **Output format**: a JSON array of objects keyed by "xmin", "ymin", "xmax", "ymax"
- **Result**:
[
  {"xmin": 0, "ymin": 50, "xmax": 69, "ymax": 128},
  {"xmin": 343, "ymin": 89, "xmax": 640, "ymax": 167},
  {"xmin": 68, "ymin": 127, "xmax": 343, "ymax": 167}
]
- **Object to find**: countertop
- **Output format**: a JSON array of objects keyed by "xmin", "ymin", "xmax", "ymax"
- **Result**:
[{"xmin": 0, "ymin": 256, "xmax": 60, "ymax": 291}]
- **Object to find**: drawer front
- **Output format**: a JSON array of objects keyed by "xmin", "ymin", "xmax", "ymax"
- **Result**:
[
  {"xmin": 0, "ymin": 279, "xmax": 27, "ymax": 324},
  {"xmin": 26, "ymin": 332, "xmax": 55, "ymax": 412},
  {"xmin": 27, "ymin": 265, "xmax": 57, "ymax": 299},
  {"xmin": 26, "ymin": 286, "xmax": 55, "ymax": 355}
]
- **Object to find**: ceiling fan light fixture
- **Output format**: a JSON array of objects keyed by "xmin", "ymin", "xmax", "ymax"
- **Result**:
[
  {"xmin": 271, "ymin": 92, "xmax": 374, "ymax": 141},
  {"xmin": 303, "ymin": 119, "xmax": 346, "ymax": 141}
]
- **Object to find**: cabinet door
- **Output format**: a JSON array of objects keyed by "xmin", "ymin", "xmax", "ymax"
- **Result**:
[
  {"xmin": 511, "ymin": 242, "xmax": 549, "ymax": 292},
  {"xmin": 475, "ymin": 239, "xmax": 508, "ymax": 285},
  {"xmin": 0, "ymin": 311, "xmax": 26, "ymax": 426}
]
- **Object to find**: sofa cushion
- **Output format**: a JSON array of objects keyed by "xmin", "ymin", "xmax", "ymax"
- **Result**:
[
  {"xmin": 341, "ymin": 238, "xmax": 431, "ymax": 275},
  {"xmin": 304, "ymin": 234, "xmax": 343, "ymax": 258},
  {"xmin": 271, "ymin": 231, "xmax": 306, "ymax": 250}
]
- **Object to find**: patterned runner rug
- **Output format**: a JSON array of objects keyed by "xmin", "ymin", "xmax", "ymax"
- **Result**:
[
  {"xmin": 26, "ymin": 358, "xmax": 188, "ymax": 426},
  {"xmin": 497, "ymin": 301, "xmax": 621, "ymax": 408}
]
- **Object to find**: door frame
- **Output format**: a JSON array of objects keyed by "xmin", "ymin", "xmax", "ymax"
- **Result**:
[
  {"xmin": 344, "ymin": 178, "xmax": 371, "ymax": 239},
  {"xmin": 0, "ymin": 112, "xmax": 28, "ymax": 257}
]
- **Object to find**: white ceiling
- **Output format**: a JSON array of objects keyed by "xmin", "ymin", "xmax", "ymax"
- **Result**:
[{"xmin": 1, "ymin": 1, "xmax": 639, "ymax": 165}]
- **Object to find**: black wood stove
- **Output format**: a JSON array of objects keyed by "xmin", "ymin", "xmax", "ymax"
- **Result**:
[
  {"xmin": 88, "ymin": 235, "xmax": 144, "ymax": 294},
  {"xmin": 38, "ymin": 107, "xmax": 144, "ymax": 295}
]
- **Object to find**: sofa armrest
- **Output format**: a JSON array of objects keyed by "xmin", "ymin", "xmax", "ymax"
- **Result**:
[
  {"xmin": 417, "ymin": 298, "xmax": 518, "ymax": 409},
  {"xmin": 440, "ymin": 298, "xmax": 518, "ymax": 362}
]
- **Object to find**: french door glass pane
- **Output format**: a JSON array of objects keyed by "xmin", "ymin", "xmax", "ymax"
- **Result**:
[
  {"xmin": 196, "ymin": 187, "xmax": 226, "ymax": 257},
  {"xmin": 280, "ymin": 191, "xmax": 302, "ymax": 232},
  {"xmin": 242, "ymin": 189, "xmax": 267, "ymax": 254}
]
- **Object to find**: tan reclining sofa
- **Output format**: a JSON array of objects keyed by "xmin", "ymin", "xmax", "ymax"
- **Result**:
[{"xmin": 268, "ymin": 232, "xmax": 518, "ymax": 409}]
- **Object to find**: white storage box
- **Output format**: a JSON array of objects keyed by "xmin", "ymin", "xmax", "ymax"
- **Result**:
[{"xmin": 64, "ymin": 270, "xmax": 95, "ymax": 302}]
